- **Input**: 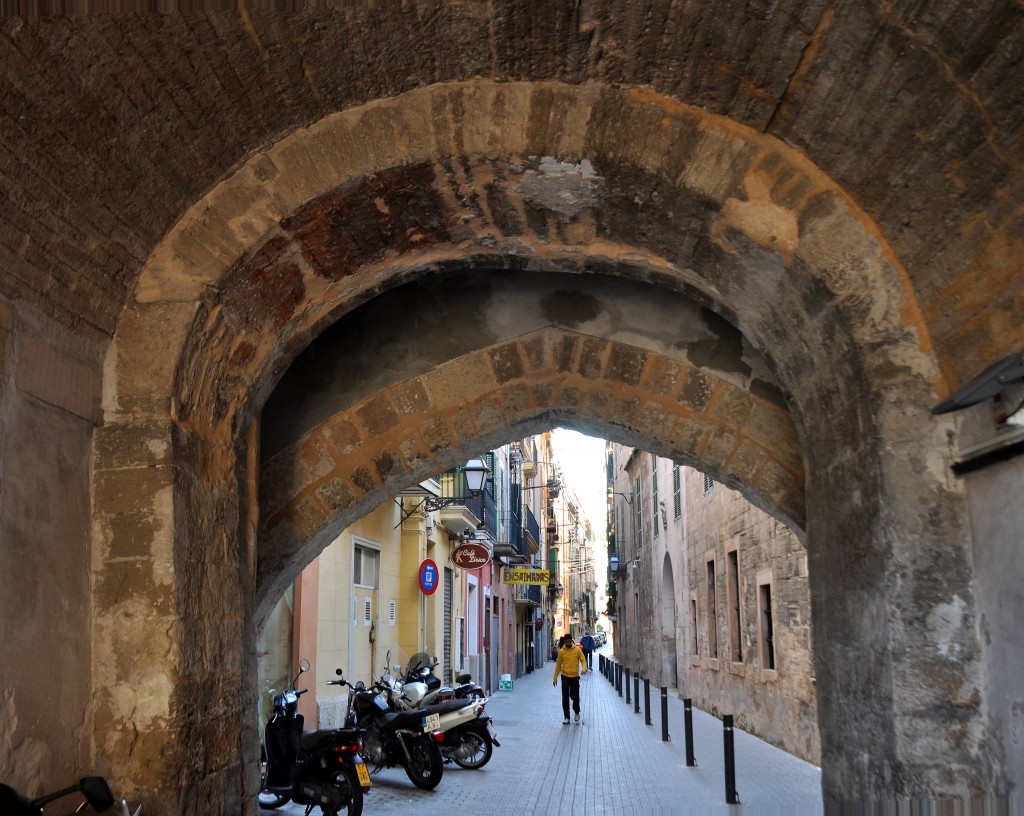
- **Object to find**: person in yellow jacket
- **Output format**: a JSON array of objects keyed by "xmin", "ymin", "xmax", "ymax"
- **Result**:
[{"xmin": 552, "ymin": 634, "xmax": 588, "ymax": 723}]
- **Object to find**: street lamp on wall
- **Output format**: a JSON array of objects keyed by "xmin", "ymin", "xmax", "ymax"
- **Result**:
[{"xmin": 422, "ymin": 457, "xmax": 489, "ymax": 512}]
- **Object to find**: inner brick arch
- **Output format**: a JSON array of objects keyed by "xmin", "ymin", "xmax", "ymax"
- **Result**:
[
  {"xmin": 95, "ymin": 79, "xmax": 992, "ymax": 811},
  {"xmin": 255, "ymin": 328, "xmax": 803, "ymax": 629}
]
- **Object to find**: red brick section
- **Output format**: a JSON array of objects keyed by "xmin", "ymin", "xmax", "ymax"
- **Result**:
[{"xmin": 259, "ymin": 327, "xmax": 802, "ymax": 578}]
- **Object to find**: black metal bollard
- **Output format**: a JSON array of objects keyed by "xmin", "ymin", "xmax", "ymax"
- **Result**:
[
  {"xmin": 661, "ymin": 687, "xmax": 670, "ymax": 742},
  {"xmin": 633, "ymin": 674, "xmax": 640, "ymax": 714},
  {"xmin": 644, "ymin": 678, "xmax": 651, "ymax": 725},
  {"xmin": 723, "ymin": 714, "xmax": 739, "ymax": 804},
  {"xmin": 625, "ymin": 668, "xmax": 631, "ymax": 704},
  {"xmin": 684, "ymin": 698, "xmax": 696, "ymax": 766},
  {"xmin": 616, "ymin": 663, "xmax": 623, "ymax": 696}
]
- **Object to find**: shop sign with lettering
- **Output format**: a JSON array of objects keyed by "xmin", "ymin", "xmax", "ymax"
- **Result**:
[
  {"xmin": 503, "ymin": 568, "xmax": 551, "ymax": 585},
  {"xmin": 450, "ymin": 541, "xmax": 490, "ymax": 571}
]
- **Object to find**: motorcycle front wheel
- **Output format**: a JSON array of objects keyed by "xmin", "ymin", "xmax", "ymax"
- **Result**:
[
  {"xmin": 451, "ymin": 725, "xmax": 493, "ymax": 770},
  {"xmin": 322, "ymin": 765, "xmax": 363, "ymax": 816},
  {"xmin": 403, "ymin": 734, "xmax": 444, "ymax": 790}
]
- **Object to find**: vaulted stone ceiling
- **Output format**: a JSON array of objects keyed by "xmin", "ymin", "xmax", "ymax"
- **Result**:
[{"xmin": 2, "ymin": 4, "xmax": 1021, "ymax": 391}]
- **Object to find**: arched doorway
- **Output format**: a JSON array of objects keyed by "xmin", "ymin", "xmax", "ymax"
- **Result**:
[
  {"xmin": 661, "ymin": 553, "xmax": 678, "ymax": 689},
  {"xmin": 95, "ymin": 81, "xmax": 990, "ymax": 811}
]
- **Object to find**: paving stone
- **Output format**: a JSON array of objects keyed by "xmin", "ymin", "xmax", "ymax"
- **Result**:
[{"xmin": 279, "ymin": 645, "xmax": 823, "ymax": 814}]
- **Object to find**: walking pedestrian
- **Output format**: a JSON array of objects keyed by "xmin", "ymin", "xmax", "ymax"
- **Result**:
[
  {"xmin": 552, "ymin": 634, "xmax": 588, "ymax": 723},
  {"xmin": 580, "ymin": 632, "xmax": 595, "ymax": 669}
]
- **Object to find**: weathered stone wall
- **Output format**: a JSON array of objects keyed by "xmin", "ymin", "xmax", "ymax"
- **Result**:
[
  {"xmin": 0, "ymin": 298, "xmax": 101, "ymax": 797},
  {"xmin": 679, "ymin": 467, "xmax": 819, "ymax": 764}
]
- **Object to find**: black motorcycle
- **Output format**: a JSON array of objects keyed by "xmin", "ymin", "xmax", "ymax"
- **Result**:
[
  {"xmin": 259, "ymin": 658, "xmax": 370, "ymax": 815},
  {"xmin": 336, "ymin": 667, "xmax": 445, "ymax": 790},
  {"xmin": 0, "ymin": 776, "xmax": 139, "ymax": 815}
]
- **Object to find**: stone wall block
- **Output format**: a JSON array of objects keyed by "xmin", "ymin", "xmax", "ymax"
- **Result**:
[
  {"xmin": 520, "ymin": 333, "xmax": 548, "ymax": 372},
  {"xmin": 634, "ymin": 400, "xmax": 673, "ymax": 438},
  {"xmin": 424, "ymin": 355, "xmax": 498, "ymax": 409},
  {"xmin": 581, "ymin": 389, "xmax": 610, "ymax": 419},
  {"xmin": 322, "ymin": 416, "xmax": 364, "ymax": 457},
  {"xmin": 714, "ymin": 385, "xmax": 756, "ymax": 426},
  {"xmin": 668, "ymin": 417, "xmax": 714, "ymax": 458},
  {"xmin": 677, "ymin": 367, "xmax": 715, "ymax": 411},
  {"xmin": 420, "ymin": 415, "xmax": 456, "ymax": 454},
  {"xmin": 551, "ymin": 334, "xmax": 579, "ymax": 372},
  {"xmin": 641, "ymin": 355, "xmax": 680, "ymax": 396},
  {"xmin": 94, "ymin": 421, "xmax": 174, "ymax": 471},
  {"xmin": 577, "ymin": 337, "xmax": 607, "ymax": 379},
  {"xmin": 605, "ymin": 342, "xmax": 646, "ymax": 386},
  {"xmin": 751, "ymin": 458, "xmax": 801, "ymax": 505},
  {"xmin": 702, "ymin": 425, "xmax": 739, "ymax": 464},
  {"xmin": 727, "ymin": 438, "xmax": 770, "ymax": 483},
  {"xmin": 94, "ymin": 464, "xmax": 173, "ymax": 519},
  {"xmin": 315, "ymin": 476, "xmax": 356, "ymax": 514},
  {"xmin": 471, "ymin": 399, "xmax": 505, "ymax": 436},
  {"xmin": 529, "ymin": 381, "xmax": 554, "ymax": 407},
  {"xmin": 356, "ymin": 393, "xmax": 400, "ymax": 436},
  {"xmin": 371, "ymin": 445, "xmax": 407, "ymax": 484},
  {"xmin": 552, "ymin": 385, "xmax": 581, "ymax": 411},
  {"xmin": 286, "ymin": 493, "xmax": 332, "ymax": 538},
  {"xmin": 348, "ymin": 465, "xmax": 378, "ymax": 497},
  {"xmin": 111, "ymin": 302, "xmax": 196, "ymax": 418},
  {"xmin": 390, "ymin": 379, "xmax": 430, "ymax": 415},
  {"xmin": 605, "ymin": 394, "xmax": 642, "ymax": 425},
  {"xmin": 487, "ymin": 342, "xmax": 525, "ymax": 383},
  {"xmin": 496, "ymin": 383, "xmax": 533, "ymax": 423}
]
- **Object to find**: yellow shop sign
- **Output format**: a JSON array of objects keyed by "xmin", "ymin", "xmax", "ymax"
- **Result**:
[{"xmin": 504, "ymin": 568, "xmax": 551, "ymax": 585}]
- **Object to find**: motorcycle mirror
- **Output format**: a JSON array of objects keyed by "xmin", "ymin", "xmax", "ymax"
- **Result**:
[
  {"xmin": 80, "ymin": 777, "xmax": 116, "ymax": 811},
  {"xmin": 335, "ymin": 668, "xmax": 343, "ymax": 676},
  {"xmin": 299, "ymin": 658, "xmax": 310, "ymax": 673},
  {"xmin": 394, "ymin": 664, "xmax": 401, "ymax": 674}
]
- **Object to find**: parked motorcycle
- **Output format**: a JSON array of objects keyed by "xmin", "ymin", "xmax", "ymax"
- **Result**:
[
  {"xmin": 401, "ymin": 653, "xmax": 484, "ymax": 705},
  {"xmin": 0, "ymin": 776, "xmax": 140, "ymax": 816},
  {"xmin": 335, "ymin": 662, "xmax": 445, "ymax": 790},
  {"xmin": 392, "ymin": 655, "xmax": 500, "ymax": 769},
  {"xmin": 259, "ymin": 658, "xmax": 370, "ymax": 815}
]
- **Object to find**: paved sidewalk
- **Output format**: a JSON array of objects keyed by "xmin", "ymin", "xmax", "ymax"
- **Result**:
[{"xmin": 278, "ymin": 648, "xmax": 823, "ymax": 814}]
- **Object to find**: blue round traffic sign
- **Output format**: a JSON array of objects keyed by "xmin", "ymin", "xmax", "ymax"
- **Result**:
[{"xmin": 419, "ymin": 559, "xmax": 439, "ymax": 595}]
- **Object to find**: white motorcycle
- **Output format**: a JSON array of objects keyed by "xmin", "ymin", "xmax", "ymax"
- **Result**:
[{"xmin": 383, "ymin": 654, "xmax": 500, "ymax": 769}]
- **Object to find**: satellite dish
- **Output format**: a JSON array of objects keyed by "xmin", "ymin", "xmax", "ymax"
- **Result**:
[{"xmin": 932, "ymin": 353, "xmax": 1024, "ymax": 415}]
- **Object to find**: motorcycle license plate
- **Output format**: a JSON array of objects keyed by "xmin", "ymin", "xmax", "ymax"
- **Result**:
[
  {"xmin": 422, "ymin": 713, "xmax": 440, "ymax": 732},
  {"xmin": 355, "ymin": 762, "xmax": 372, "ymax": 788},
  {"xmin": 486, "ymin": 721, "xmax": 497, "ymax": 739}
]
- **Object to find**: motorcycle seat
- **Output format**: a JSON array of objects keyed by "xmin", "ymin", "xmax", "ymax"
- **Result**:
[{"xmin": 300, "ymin": 727, "xmax": 363, "ymax": 752}]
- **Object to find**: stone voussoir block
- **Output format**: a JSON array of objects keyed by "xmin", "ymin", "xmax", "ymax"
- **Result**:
[
  {"xmin": 356, "ymin": 393, "xmax": 400, "ymax": 436},
  {"xmin": 424, "ymin": 354, "xmax": 499, "ymax": 409},
  {"xmin": 605, "ymin": 342, "xmax": 647, "ymax": 386},
  {"xmin": 487, "ymin": 341, "xmax": 527, "ymax": 383},
  {"xmin": 578, "ymin": 337, "xmax": 608, "ymax": 379}
]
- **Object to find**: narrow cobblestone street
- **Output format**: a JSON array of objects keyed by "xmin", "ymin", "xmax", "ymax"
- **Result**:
[{"xmin": 277, "ymin": 647, "xmax": 822, "ymax": 815}]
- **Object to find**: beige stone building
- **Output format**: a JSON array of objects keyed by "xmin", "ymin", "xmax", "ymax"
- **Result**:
[{"xmin": 609, "ymin": 443, "xmax": 819, "ymax": 763}]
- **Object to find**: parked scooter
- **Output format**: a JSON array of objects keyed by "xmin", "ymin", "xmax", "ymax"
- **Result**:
[
  {"xmin": 393, "ymin": 655, "xmax": 500, "ymax": 769},
  {"xmin": 335, "ymin": 662, "xmax": 445, "ymax": 790},
  {"xmin": 259, "ymin": 658, "xmax": 370, "ymax": 815},
  {"xmin": 0, "ymin": 776, "xmax": 140, "ymax": 816}
]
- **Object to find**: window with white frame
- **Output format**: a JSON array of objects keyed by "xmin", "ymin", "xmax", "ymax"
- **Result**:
[{"xmin": 353, "ymin": 543, "xmax": 379, "ymax": 588}]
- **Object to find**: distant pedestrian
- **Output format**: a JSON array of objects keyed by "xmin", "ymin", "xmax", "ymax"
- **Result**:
[
  {"xmin": 552, "ymin": 634, "xmax": 588, "ymax": 723},
  {"xmin": 579, "ymin": 632, "xmax": 595, "ymax": 669}
]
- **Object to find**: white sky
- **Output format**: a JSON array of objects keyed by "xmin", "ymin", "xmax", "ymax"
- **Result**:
[{"xmin": 549, "ymin": 427, "xmax": 607, "ymax": 544}]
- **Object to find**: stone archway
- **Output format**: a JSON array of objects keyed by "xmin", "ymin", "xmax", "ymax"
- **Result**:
[{"xmin": 94, "ymin": 80, "xmax": 991, "ymax": 812}]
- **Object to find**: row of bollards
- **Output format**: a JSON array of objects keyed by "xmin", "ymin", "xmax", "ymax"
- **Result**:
[{"xmin": 598, "ymin": 653, "xmax": 740, "ymax": 805}]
